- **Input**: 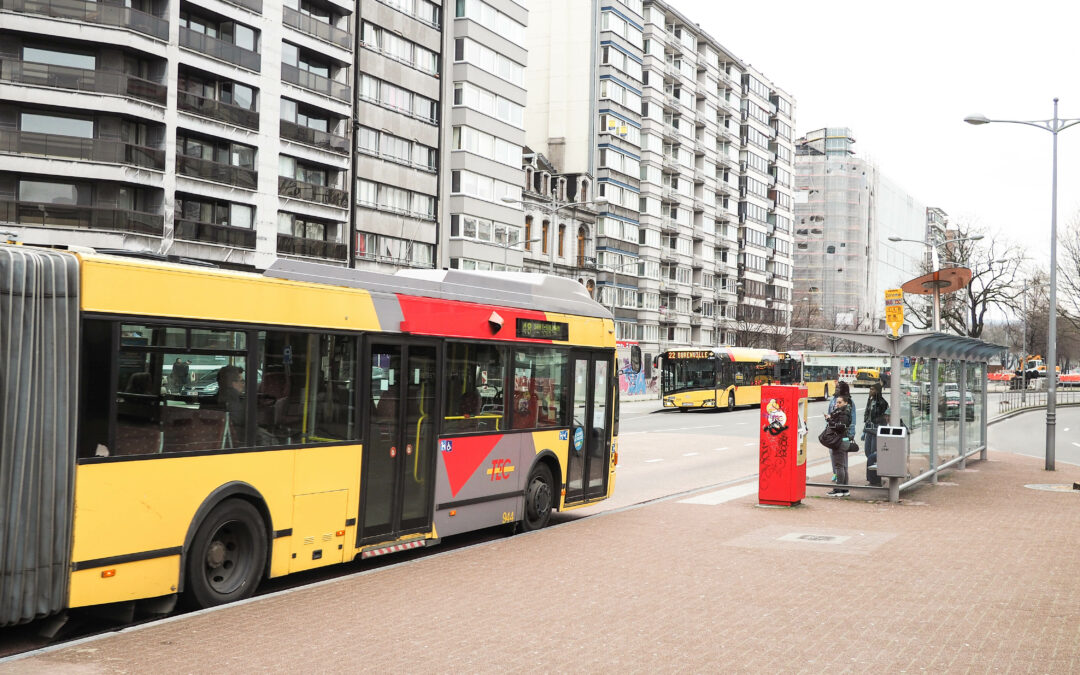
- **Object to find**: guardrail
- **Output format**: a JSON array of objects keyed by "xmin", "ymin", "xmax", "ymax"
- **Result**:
[{"xmin": 996, "ymin": 389, "xmax": 1080, "ymax": 416}]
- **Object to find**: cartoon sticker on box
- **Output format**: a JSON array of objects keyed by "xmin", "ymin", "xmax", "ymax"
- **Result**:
[{"xmin": 762, "ymin": 398, "xmax": 789, "ymax": 436}]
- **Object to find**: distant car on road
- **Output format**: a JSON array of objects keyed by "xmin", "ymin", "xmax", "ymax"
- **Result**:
[{"xmin": 939, "ymin": 391, "xmax": 975, "ymax": 421}]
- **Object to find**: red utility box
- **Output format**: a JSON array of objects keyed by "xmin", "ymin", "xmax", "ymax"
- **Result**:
[{"xmin": 758, "ymin": 384, "xmax": 809, "ymax": 506}]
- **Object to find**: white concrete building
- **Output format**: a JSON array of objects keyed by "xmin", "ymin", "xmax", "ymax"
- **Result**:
[{"xmin": 524, "ymin": 0, "xmax": 797, "ymax": 358}]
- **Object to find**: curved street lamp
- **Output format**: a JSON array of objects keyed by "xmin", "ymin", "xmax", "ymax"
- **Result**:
[
  {"xmin": 500, "ymin": 196, "xmax": 608, "ymax": 271},
  {"xmin": 886, "ymin": 234, "xmax": 985, "ymax": 331},
  {"xmin": 964, "ymin": 99, "xmax": 1080, "ymax": 471}
]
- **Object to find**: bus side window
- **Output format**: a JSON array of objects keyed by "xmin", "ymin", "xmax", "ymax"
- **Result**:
[{"xmin": 78, "ymin": 319, "xmax": 114, "ymax": 458}]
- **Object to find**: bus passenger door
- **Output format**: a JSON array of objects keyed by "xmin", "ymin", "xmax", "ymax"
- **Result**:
[
  {"xmin": 565, "ymin": 351, "xmax": 612, "ymax": 504},
  {"xmin": 358, "ymin": 340, "xmax": 439, "ymax": 545}
]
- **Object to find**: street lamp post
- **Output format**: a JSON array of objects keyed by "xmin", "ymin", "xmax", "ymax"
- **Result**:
[
  {"xmin": 965, "ymin": 99, "xmax": 1080, "ymax": 471},
  {"xmin": 501, "ymin": 196, "xmax": 607, "ymax": 272},
  {"xmin": 596, "ymin": 259, "xmax": 641, "ymax": 321},
  {"xmin": 887, "ymin": 235, "xmax": 984, "ymax": 332}
]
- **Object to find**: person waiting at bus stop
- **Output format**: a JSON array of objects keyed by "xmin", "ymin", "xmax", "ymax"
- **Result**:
[
  {"xmin": 822, "ymin": 394, "xmax": 855, "ymax": 497},
  {"xmin": 862, "ymin": 383, "xmax": 889, "ymax": 487}
]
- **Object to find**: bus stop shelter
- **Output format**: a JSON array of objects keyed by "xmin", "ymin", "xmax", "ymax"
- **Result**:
[{"xmin": 798, "ymin": 330, "xmax": 1005, "ymax": 502}]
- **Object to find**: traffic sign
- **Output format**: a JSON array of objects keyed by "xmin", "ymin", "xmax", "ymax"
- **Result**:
[{"xmin": 885, "ymin": 289, "xmax": 904, "ymax": 337}]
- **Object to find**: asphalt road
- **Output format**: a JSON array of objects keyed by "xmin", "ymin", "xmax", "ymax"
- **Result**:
[{"xmin": 989, "ymin": 405, "xmax": 1080, "ymax": 469}]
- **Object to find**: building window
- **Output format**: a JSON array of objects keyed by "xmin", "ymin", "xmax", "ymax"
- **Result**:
[
  {"xmin": 558, "ymin": 224, "xmax": 565, "ymax": 257},
  {"xmin": 541, "ymin": 220, "xmax": 549, "ymax": 254}
]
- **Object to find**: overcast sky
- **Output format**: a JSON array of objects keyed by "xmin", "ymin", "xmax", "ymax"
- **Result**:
[{"xmin": 669, "ymin": 0, "xmax": 1080, "ymax": 265}]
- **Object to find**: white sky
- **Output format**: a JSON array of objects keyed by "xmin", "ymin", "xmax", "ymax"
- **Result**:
[{"xmin": 669, "ymin": 0, "xmax": 1080, "ymax": 263}]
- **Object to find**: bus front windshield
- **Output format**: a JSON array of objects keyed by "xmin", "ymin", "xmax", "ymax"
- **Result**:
[{"xmin": 663, "ymin": 358, "xmax": 716, "ymax": 394}]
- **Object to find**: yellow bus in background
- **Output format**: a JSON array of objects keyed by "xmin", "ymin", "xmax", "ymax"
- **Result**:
[
  {"xmin": 0, "ymin": 244, "xmax": 628, "ymax": 628},
  {"xmin": 661, "ymin": 348, "xmax": 838, "ymax": 411}
]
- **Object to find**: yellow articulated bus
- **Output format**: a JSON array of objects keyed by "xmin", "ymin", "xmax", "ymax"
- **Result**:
[
  {"xmin": 661, "ymin": 348, "xmax": 837, "ymax": 411},
  {"xmin": 0, "ymin": 244, "xmax": 634, "ymax": 628}
]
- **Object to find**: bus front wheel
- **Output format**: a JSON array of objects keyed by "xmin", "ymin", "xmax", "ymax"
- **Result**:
[
  {"xmin": 522, "ymin": 463, "xmax": 554, "ymax": 531},
  {"xmin": 823, "ymin": 385, "xmax": 829, "ymax": 401},
  {"xmin": 727, "ymin": 392, "xmax": 736, "ymax": 412},
  {"xmin": 185, "ymin": 498, "xmax": 267, "ymax": 609}
]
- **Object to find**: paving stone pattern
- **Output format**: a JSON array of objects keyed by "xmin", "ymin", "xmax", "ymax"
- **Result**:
[{"xmin": 3, "ymin": 451, "xmax": 1079, "ymax": 674}]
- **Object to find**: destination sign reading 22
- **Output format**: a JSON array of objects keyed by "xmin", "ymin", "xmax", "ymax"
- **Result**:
[{"xmin": 666, "ymin": 350, "xmax": 714, "ymax": 360}]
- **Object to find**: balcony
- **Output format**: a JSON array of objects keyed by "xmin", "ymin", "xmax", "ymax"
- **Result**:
[
  {"xmin": 277, "ymin": 176, "xmax": 349, "ymax": 208},
  {"xmin": 180, "ymin": 27, "xmax": 261, "ymax": 72},
  {"xmin": 0, "ymin": 129, "xmax": 164, "ymax": 170},
  {"xmin": 177, "ymin": 91, "xmax": 259, "ymax": 130},
  {"xmin": 660, "ymin": 217, "xmax": 678, "ymax": 234},
  {"xmin": 660, "ymin": 249, "xmax": 677, "ymax": 262},
  {"xmin": 0, "ymin": 0, "xmax": 169, "ymax": 39},
  {"xmin": 0, "ymin": 61, "xmax": 166, "ymax": 105},
  {"xmin": 176, "ymin": 154, "xmax": 257, "ymax": 189},
  {"xmin": 0, "ymin": 199, "xmax": 163, "ymax": 236},
  {"xmin": 276, "ymin": 233, "xmax": 347, "ymax": 260},
  {"xmin": 283, "ymin": 7, "xmax": 351, "ymax": 49},
  {"xmin": 281, "ymin": 63, "xmax": 350, "ymax": 102},
  {"xmin": 279, "ymin": 119, "xmax": 348, "ymax": 154},
  {"xmin": 174, "ymin": 219, "xmax": 256, "ymax": 248},
  {"xmin": 223, "ymin": 0, "xmax": 260, "ymax": 11}
]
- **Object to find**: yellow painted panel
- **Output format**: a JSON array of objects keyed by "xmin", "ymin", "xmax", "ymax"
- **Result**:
[
  {"xmin": 530, "ymin": 429, "xmax": 567, "ymax": 483},
  {"xmin": 69, "ymin": 555, "xmax": 180, "ymax": 608},
  {"xmin": 79, "ymin": 257, "xmax": 380, "ymax": 331},
  {"xmin": 289, "ymin": 490, "xmax": 348, "ymax": 573},
  {"xmin": 72, "ymin": 452, "xmax": 296, "ymax": 564},
  {"xmin": 735, "ymin": 385, "xmax": 763, "ymax": 407},
  {"xmin": 293, "ymin": 444, "xmax": 362, "ymax": 496},
  {"xmin": 662, "ymin": 389, "xmax": 718, "ymax": 409},
  {"xmin": 543, "ymin": 312, "xmax": 615, "ymax": 348}
]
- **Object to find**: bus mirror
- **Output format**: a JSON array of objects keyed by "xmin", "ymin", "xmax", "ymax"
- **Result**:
[{"xmin": 630, "ymin": 346, "xmax": 642, "ymax": 374}]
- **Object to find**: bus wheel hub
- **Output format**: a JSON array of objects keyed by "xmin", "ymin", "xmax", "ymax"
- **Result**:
[{"xmin": 206, "ymin": 541, "xmax": 227, "ymax": 569}]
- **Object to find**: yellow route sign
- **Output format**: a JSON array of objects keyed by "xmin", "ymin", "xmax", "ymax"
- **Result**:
[{"xmin": 885, "ymin": 288, "xmax": 904, "ymax": 337}]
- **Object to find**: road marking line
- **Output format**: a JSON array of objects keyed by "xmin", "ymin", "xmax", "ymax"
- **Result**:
[
  {"xmin": 644, "ymin": 458, "xmax": 664, "ymax": 463},
  {"xmin": 744, "ymin": 442, "xmax": 756, "ymax": 446},
  {"xmin": 683, "ymin": 452, "xmax": 700, "ymax": 457},
  {"xmin": 679, "ymin": 483, "xmax": 758, "ymax": 505},
  {"xmin": 714, "ymin": 447, "xmax": 728, "ymax": 451},
  {"xmin": 1072, "ymin": 442, "xmax": 1080, "ymax": 449}
]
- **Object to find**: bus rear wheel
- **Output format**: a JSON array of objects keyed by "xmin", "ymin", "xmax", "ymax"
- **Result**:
[
  {"xmin": 522, "ymin": 464, "xmax": 554, "ymax": 531},
  {"xmin": 823, "ymin": 385, "xmax": 829, "ymax": 401},
  {"xmin": 727, "ymin": 392, "xmax": 735, "ymax": 412},
  {"xmin": 185, "ymin": 499, "xmax": 267, "ymax": 609}
]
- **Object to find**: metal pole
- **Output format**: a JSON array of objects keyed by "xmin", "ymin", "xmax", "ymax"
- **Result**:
[
  {"xmin": 1021, "ymin": 290, "xmax": 1027, "ymax": 404},
  {"xmin": 930, "ymin": 245, "xmax": 941, "ymax": 332},
  {"xmin": 929, "ymin": 358, "xmax": 939, "ymax": 484},
  {"xmin": 981, "ymin": 363, "xmax": 989, "ymax": 461},
  {"xmin": 959, "ymin": 361, "xmax": 967, "ymax": 470},
  {"xmin": 888, "ymin": 354, "xmax": 902, "ymax": 503},
  {"xmin": 1046, "ymin": 98, "xmax": 1059, "ymax": 471}
]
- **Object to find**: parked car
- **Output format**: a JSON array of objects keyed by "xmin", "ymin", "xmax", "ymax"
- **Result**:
[{"xmin": 939, "ymin": 391, "xmax": 975, "ymax": 421}]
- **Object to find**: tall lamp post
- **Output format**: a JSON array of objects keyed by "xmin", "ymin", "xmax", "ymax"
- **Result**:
[
  {"xmin": 964, "ymin": 99, "xmax": 1080, "ymax": 471},
  {"xmin": 499, "ymin": 236, "xmax": 543, "ymax": 268},
  {"xmin": 886, "ymin": 235, "xmax": 984, "ymax": 332},
  {"xmin": 596, "ymin": 259, "xmax": 641, "ymax": 321},
  {"xmin": 500, "ymin": 196, "xmax": 607, "ymax": 272}
]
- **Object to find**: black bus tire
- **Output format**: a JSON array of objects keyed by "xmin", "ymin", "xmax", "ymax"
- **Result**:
[
  {"xmin": 522, "ymin": 463, "xmax": 554, "ymax": 531},
  {"xmin": 727, "ymin": 392, "xmax": 736, "ymax": 412},
  {"xmin": 185, "ymin": 498, "xmax": 267, "ymax": 609},
  {"xmin": 823, "ymin": 385, "xmax": 829, "ymax": 401}
]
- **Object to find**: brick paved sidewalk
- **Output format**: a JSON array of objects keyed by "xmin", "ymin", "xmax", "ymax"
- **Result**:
[{"xmin": 4, "ymin": 450, "xmax": 1080, "ymax": 674}]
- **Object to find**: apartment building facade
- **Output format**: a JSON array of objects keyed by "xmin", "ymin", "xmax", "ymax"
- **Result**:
[
  {"xmin": 525, "ymin": 0, "xmax": 796, "ymax": 355},
  {"xmin": 1, "ymin": 0, "xmax": 357, "ymax": 267},
  {"xmin": 793, "ymin": 127, "xmax": 930, "ymax": 331}
]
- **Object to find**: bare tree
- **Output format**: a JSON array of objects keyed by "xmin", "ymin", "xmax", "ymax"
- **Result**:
[
  {"xmin": 902, "ymin": 221, "xmax": 1026, "ymax": 338},
  {"xmin": 1058, "ymin": 212, "xmax": 1080, "ymax": 329},
  {"xmin": 733, "ymin": 304, "xmax": 788, "ymax": 350}
]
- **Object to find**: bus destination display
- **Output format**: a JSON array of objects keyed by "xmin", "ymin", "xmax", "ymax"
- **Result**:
[
  {"xmin": 517, "ymin": 318, "xmax": 569, "ymax": 341},
  {"xmin": 667, "ymin": 350, "xmax": 713, "ymax": 360}
]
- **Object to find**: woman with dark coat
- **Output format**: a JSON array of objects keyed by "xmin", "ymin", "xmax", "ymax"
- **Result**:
[
  {"xmin": 824, "ymin": 394, "xmax": 853, "ymax": 497},
  {"xmin": 862, "ymin": 383, "xmax": 889, "ymax": 487}
]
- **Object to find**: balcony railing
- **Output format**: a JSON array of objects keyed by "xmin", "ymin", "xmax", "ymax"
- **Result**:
[
  {"xmin": 180, "ymin": 27, "xmax": 261, "ymax": 72},
  {"xmin": 281, "ymin": 63, "xmax": 350, "ymax": 102},
  {"xmin": 0, "ymin": 0, "xmax": 169, "ymax": 39},
  {"xmin": 176, "ymin": 154, "xmax": 257, "ymax": 189},
  {"xmin": 276, "ymin": 233, "xmax": 347, "ymax": 260},
  {"xmin": 279, "ymin": 119, "xmax": 348, "ymax": 154},
  {"xmin": 277, "ymin": 176, "xmax": 349, "ymax": 208},
  {"xmin": 0, "ymin": 199, "xmax": 163, "ymax": 236},
  {"xmin": 283, "ymin": 7, "xmax": 351, "ymax": 49},
  {"xmin": 0, "ymin": 61, "xmax": 167, "ymax": 104},
  {"xmin": 0, "ymin": 129, "xmax": 164, "ymax": 170},
  {"xmin": 222, "ymin": 0, "xmax": 261, "ymax": 12},
  {"xmin": 174, "ymin": 219, "xmax": 256, "ymax": 248},
  {"xmin": 176, "ymin": 90, "xmax": 259, "ymax": 130}
]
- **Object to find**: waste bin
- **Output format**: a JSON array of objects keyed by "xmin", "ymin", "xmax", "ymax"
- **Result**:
[{"xmin": 875, "ymin": 426, "xmax": 908, "ymax": 478}]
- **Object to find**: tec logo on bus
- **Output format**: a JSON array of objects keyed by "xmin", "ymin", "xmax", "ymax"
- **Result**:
[{"xmin": 487, "ymin": 458, "xmax": 515, "ymax": 481}]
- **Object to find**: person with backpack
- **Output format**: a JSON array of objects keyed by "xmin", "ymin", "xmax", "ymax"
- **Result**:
[{"xmin": 862, "ymin": 383, "xmax": 889, "ymax": 487}]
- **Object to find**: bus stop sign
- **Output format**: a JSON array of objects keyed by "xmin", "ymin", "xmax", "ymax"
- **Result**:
[{"xmin": 885, "ymin": 289, "xmax": 904, "ymax": 337}]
